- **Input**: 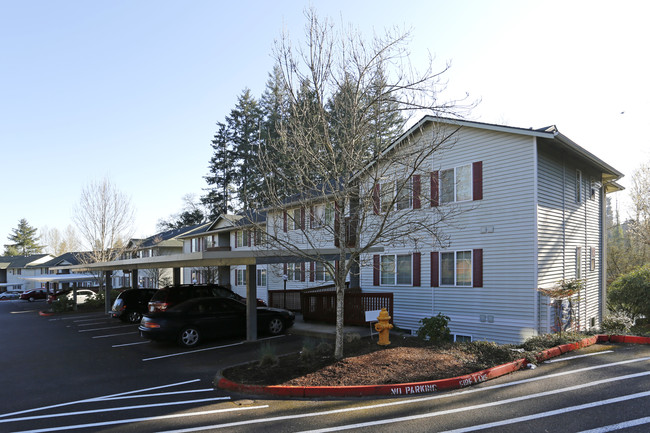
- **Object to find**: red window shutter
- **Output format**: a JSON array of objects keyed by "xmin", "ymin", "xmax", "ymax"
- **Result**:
[
  {"xmin": 473, "ymin": 161, "xmax": 483, "ymax": 201},
  {"xmin": 283, "ymin": 263, "xmax": 287, "ymax": 276},
  {"xmin": 334, "ymin": 203, "xmax": 341, "ymax": 247},
  {"xmin": 309, "ymin": 206, "xmax": 314, "ymax": 229},
  {"xmin": 413, "ymin": 175, "xmax": 421, "ymax": 209},
  {"xmin": 283, "ymin": 210, "xmax": 287, "ymax": 232},
  {"xmin": 373, "ymin": 255, "xmax": 380, "ymax": 286},
  {"xmin": 473, "ymin": 248, "xmax": 483, "ymax": 287},
  {"xmin": 413, "ymin": 252, "xmax": 421, "ymax": 286},
  {"xmin": 300, "ymin": 207, "xmax": 305, "ymax": 230},
  {"xmin": 373, "ymin": 183, "xmax": 380, "ymax": 214},
  {"xmin": 430, "ymin": 171, "xmax": 439, "ymax": 207},
  {"xmin": 300, "ymin": 262, "xmax": 305, "ymax": 282},
  {"xmin": 234, "ymin": 232, "xmax": 238, "ymax": 248},
  {"xmin": 431, "ymin": 251, "xmax": 439, "ymax": 287},
  {"xmin": 309, "ymin": 262, "xmax": 315, "ymax": 282},
  {"xmin": 247, "ymin": 230, "xmax": 251, "ymax": 247}
]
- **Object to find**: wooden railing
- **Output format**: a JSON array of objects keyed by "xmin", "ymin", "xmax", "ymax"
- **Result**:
[{"xmin": 300, "ymin": 291, "xmax": 393, "ymax": 326}]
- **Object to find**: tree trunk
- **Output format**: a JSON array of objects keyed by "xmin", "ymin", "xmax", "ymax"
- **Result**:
[{"xmin": 334, "ymin": 278, "xmax": 345, "ymax": 360}]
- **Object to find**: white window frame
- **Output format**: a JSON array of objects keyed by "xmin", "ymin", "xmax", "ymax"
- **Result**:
[
  {"xmin": 315, "ymin": 261, "xmax": 334, "ymax": 282},
  {"xmin": 235, "ymin": 268, "xmax": 246, "ymax": 286},
  {"xmin": 395, "ymin": 178, "xmax": 413, "ymax": 210},
  {"xmin": 379, "ymin": 181, "xmax": 395, "ymax": 214},
  {"xmin": 440, "ymin": 164, "xmax": 472, "ymax": 204},
  {"xmin": 379, "ymin": 254, "xmax": 412, "ymax": 286},
  {"xmin": 440, "ymin": 250, "xmax": 473, "ymax": 287},
  {"xmin": 454, "ymin": 334, "xmax": 472, "ymax": 343},
  {"xmin": 256, "ymin": 268, "xmax": 267, "ymax": 287},
  {"xmin": 236, "ymin": 230, "xmax": 249, "ymax": 248},
  {"xmin": 291, "ymin": 208, "xmax": 302, "ymax": 231},
  {"xmin": 287, "ymin": 263, "xmax": 301, "ymax": 281},
  {"xmin": 313, "ymin": 203, "xmax": 334, "ymax": 229}
]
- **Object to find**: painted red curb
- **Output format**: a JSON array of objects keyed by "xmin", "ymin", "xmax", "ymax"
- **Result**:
[
  {"xmin": 38, "ymin": 311, "xmax": 54, "ymax": 316},
  {"xmin": 217, "ymin": 335, "xmax": 645, "ymax": 398}
]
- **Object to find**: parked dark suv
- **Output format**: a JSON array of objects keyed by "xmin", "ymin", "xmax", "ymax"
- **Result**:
[
  {"xmin": 111, "ymin": 288, "xmax": 159, "ymax": 323},
  {"xmin": 147, "ymin": 284, "xmax": 263, "ymax": 314}
]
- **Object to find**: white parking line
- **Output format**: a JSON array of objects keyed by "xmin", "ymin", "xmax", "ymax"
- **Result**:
[
  {"xmin": 141, "ymin": 335, "xmax": 286, "ymax": 362},
  {"xmin": 77, "ymin": 321, "xmax": 113, "ymax": 327},
  {"xmin": 0, "ymin": 397, "xmax": 232, "ymax": 425},
  {"xmin": 544, "ymin": 350, "xmax": 614, "ymax": 363},
  {"xmin": 11, "ymin": 405, "xmax": 267, "ymax": 433},
  {"xmin": 78, "ymin": 325, "xmax": 133, "ymax": 332},
  {"xmin": 142, "ymin": 342, "xmax": 245, "ymax": 361},
  {"xmin": 578, "ymin": 416, "xmax": 650, "ymax": 433},
  {"xmin": 0, "ymin": 379, "xmax": 202, "ymax": 419},
  {"xmin": 112, "ymin": 341, "xmax": 150, "ymax": 347},
  {"xmin": 92, "ymin": 332, "xmax": 139, "ymax": 339}
]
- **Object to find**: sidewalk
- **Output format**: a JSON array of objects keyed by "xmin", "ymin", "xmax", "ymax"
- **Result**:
[{"xmin": 287, "ymin": 313, "xmax": 375, "ymax": 339}]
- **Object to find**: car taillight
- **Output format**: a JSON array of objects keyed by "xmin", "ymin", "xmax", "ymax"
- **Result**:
[{"xmin": 144, "ymin": 322, "xmax": 160, "ymax": 329}]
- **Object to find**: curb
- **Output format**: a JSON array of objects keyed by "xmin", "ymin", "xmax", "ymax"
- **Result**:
[
  {"xmin": 38, "ymin": 310, "xmax": 55, "ymax": 317},
  {"xmin": 216, "ymin": 334, "xmax": 650, "ymax": 398}
]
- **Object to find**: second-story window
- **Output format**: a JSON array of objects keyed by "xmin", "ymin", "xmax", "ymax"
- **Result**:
[
  {"xmin": 440, "ymin": 164, "xmax": 472, "ymax": 204},
  {"xmin": 236, "ymin": 230, "xmax": 249, "ymax": 248}
]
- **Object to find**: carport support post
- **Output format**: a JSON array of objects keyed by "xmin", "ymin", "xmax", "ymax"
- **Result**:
[
  {"xmin": 172, "ymin": 267, "xmax": 181, "ymax": 286},
  {"xmin": 245, "ymin": 264, "xmax": 257, "ymax": 341},
  {"xmin": 104, "ymin": 271, "xmax": 112, "ymax": 314}
]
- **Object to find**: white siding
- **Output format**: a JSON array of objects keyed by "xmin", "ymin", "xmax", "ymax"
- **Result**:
[
  {"xmin": 537, "ymin": 145, "xmax": 603, "ymax": 332},
  {"xmin": 361, "ymin": 124, "xmax": 539, "ymax": 344}
]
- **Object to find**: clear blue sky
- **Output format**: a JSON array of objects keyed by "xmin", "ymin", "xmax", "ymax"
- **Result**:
[{"xmin": 1, "ymin": 0, "xmax": 648, "ymax": 248}]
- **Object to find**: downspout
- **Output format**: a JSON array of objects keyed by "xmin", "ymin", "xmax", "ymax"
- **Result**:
[
  {"xmin": 533, "ymin": 137, "xmax": 540, "ymax": 334},
  {"xmin": 600, "ymin": 185, "xmax": 607, "ymax": 323}
]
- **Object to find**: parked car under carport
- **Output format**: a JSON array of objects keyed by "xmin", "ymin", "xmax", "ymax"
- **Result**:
[{"xmin": 139, "ymin": 297, "xmax": 294, "ymax": 347}]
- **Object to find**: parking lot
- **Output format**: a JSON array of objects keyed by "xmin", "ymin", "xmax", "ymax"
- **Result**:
[{"xmin": 0, "ymin": 299, "xmax": 307, "ymax": 432}]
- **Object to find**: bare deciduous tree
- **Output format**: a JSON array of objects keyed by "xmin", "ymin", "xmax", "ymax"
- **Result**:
[
  {"xmin": 256, "ymin": 10, "xmax": 472, "ymax": 359},
  {"xmin": 73, "ymin": 177, "xmax": 135, "ymax": 269},
  {"xmin": 41, "ymin": 225, "xmax": 82, "ymax": 256}
]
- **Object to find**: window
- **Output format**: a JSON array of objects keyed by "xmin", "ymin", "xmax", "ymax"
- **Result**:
[
  {"xmin": 292, "ymin": 208, "xmax": 302, "ymax": 230},
  {"xmin": 576, "ymin": 170, "xmax": 582, "ymax": 203},
  {"xmin": 257, "ymin": 268, "xmax": 267, "ymax": 287},
  {"xmin": 380, "ymin": 181, "xmax": 394, "ymax": 213},
  {"xmin": 440, "ymin": 251, "xmax": 472, "ymax": 286},
  {"xmin": 454, "ymin": 334, "xmax": 472, "ymax": 343},
  {"xmin": 236, "ymin": 268, "xmax": 246, "ymax": 286},
  {"xmin": 575, "ymin": 247, "xmax": 582, "ymax": 279},
  {"xmin": 254, "ymin": 228, "xmax": 266, "ymax": 246},
  {"xmin": 440, "ymin": 164, "xmax": 472, "ymax": 204},
  {"xmin": 315, "ymin": 261, "xmax": 334, "ymax": 282},
  {"xmin": 396, "ymin": 178, "xmax": 413, "ymax": 210},
  {"xmin": 380, "ymin": 254, "xmax": 412, "ymax": 285},
  {"xmin": 313, "ymin": 203, "xmax": 334, "ymax": 228},
  {"xmin": 236, "ymin": 230, "xmax": 249, "ymax": 248},
  {"xmin": 287, "ymin": 263, "xmax": 301, "ymax": 281}
]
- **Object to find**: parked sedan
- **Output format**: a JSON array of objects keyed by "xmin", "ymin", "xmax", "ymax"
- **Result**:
[
  {"xmin": 139, "ymin": 297, "xmax": 295, "ymax": 347},
  {"xmin": 0, "ymin": 292, "xmax": 20, "ymax": 300},
  {"xmin": 147, "ymin": 284, "xmax": 266, "ymax": 314},
  {"xmin": 111, "ymin": 288, "xmax": 158, "ymax": 323},
  {"xmin": 19, "ymin": 290, "xmax": 47, "ymax": 302}
]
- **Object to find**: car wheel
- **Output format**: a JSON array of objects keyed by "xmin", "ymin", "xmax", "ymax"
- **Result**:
[
  {"xmin": 178, "ymin": 327, "xmax": 200, "ymax": 347},
  {"xmin": 29, "ymin": 297, "xmax": 35, "ymax": 302},
  {"xmin": 126, "ymin": 311, "xmax": 142, "ymax": 323},
  {"xmin": 267, "ymin": 317, "xmax": 285, "ymax": 335}
]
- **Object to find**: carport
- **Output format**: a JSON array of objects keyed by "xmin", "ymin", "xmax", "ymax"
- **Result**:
[
  {"xmin": 18, "ymin": 273, "xmax": 99, "ymax": 308},
  {"xmin": 59, "ymin": 248, "xmax": 380, "ymax": 342}
]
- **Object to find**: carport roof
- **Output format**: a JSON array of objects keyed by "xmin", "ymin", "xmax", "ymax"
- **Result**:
[
  {"xmin": 18, "ymin": 273, "xmax": 98, "ymax": 283},
  {"xmin": 56, "ymin": 248, "xmax": 383, "ymax": 272}
]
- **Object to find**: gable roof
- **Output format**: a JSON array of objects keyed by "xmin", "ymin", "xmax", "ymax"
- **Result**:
[
  {"xmin": 0, "ymin": 254, "xmax": 52, "ymax": 269},
  {"xmin": 39, "ymin": 252, "xmax": 87, "ymax": 268},
  {"xmin": 131, "ymin": 223, "xmax": 211, "ymax": 248}
]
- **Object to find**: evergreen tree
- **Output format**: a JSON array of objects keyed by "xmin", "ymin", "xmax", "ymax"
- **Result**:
[
  {"xmin": 228, "ymin": 88, "xmax": 263, "ymax": 210},
  {"xmin": 364, "ymin": 66, "xmax": 404, "ymax": 156},
  {"xmin": 4, "ymin": 219, "xmax": 43, "ymax": 255},
  {"xmin": 202, "ymin": 122, "xmax": 235, "ymax": 218}
]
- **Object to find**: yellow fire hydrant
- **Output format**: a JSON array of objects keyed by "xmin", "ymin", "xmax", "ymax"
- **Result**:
[{"xmin": 374, "ymin": 308, "xmax": 393, "ymax": 346}]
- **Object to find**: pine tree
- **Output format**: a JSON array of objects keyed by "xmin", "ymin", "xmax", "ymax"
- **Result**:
[
  {"xmin": 4, "ymin": 219, "xmax": 43, "ymax": 256},
  {"xmin": 228, "ymin": 88, "xmax": 263, "ymax": 210},
  {"xmin": 202, "ymin": 122, "xmax": 235, "ymax": 219}
]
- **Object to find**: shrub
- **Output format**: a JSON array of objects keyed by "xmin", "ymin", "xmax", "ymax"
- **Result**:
[
  {"xmin": 257, "ymin": 341, "xmax": 278, "ymax": 367},
  {"xmin": 608, "ymin": 265, "xmax": 650, "ymax": 321},
  {"xmin": 600, "ymin": 312, "xmax": 634, "ymax": 334},
  {"xmin": 417, "ymin": 313, "xmax": 451, "ymax": 343}
]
